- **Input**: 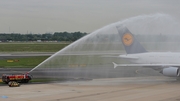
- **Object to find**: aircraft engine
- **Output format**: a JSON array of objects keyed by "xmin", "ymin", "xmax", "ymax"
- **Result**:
[{"xmin": 161, "ymin": 67, "xmax": 179, "ymax": 77}]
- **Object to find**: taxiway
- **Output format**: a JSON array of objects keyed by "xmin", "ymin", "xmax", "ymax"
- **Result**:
[{"xmin": 0, "ymin": 76, "xmax": 180, "ymax": 101}]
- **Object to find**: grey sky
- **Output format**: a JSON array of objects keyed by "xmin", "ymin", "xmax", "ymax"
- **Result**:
[{"xmin": 0, "ymin": 0, "xmax": 180, "ymax": 34}]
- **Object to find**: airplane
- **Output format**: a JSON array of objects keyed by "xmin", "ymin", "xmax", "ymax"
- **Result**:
[{"xmin": 113, "ymin": 25, "xmax": 180, "ymax": 77}]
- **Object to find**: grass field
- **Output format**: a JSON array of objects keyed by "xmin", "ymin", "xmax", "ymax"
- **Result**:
[
  {"xmin": 0, "ymin": 56, "xmax": 49, "ymax": 68},
  {"xmin": 0, "ymin": 42, "xmax": 70, "ymax": 68},
  {"xmin": 0, "ymin": 42, "xmax": 69, "ymax": 52},
  {"xmin": 1, "ymin": 42, "xmax": 180, "ymax": 68}
]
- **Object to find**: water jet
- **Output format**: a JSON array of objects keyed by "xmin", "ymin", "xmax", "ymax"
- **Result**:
[{"xmin": 30, "ymin": 14, "xmax": 180, "ymax": 80}]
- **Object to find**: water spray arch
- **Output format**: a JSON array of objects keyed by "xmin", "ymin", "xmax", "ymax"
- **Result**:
[{"xmin": 31, "ymin": 14, "xmax": 180, "ymax": 79}]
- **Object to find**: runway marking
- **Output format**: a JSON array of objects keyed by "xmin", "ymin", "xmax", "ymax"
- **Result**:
[
  {"xmin": 135, "ymin": 68, "xmax": 149, "ymax": 76},
  {"xmin": 135, "ymin": 70, "xmax": 139, "ymax": 74},
  {"xmin": 135, "ymin": 69, "xmax": 145, "ymax": 75}
]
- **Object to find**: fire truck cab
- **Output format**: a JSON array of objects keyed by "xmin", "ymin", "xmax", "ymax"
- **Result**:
[{"xmin": 2, "ymin": 73, "xmax": 32, "ymax": 83}]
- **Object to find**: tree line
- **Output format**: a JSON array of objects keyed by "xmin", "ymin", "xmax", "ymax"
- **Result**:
[
  {"xmin": 0, "ymin": 32, "xmax": 87, "ymax": 42},
  {"xmin": 0, "ymin": 31, "xmax": 179, "ymax": 42}
]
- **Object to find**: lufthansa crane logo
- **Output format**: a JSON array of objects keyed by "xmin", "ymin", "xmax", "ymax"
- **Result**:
[{"xmin": 122, "ymin": 33, "xmax": 133, "ymax": 46}]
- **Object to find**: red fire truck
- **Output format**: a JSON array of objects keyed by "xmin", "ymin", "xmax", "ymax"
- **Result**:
[{"xmin": 2, "ymin": 73, "xmax": 32, "ymax": 83}]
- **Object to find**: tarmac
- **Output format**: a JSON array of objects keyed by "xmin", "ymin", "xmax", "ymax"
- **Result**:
[{"xmin": 1, "ymin": 76, "xmax": 180, "ymax": 101}]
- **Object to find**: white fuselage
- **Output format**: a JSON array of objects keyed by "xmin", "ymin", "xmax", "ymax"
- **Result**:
[{"xmin": 120, "ymin": 52, "xmax": 180, "ymax": 64}]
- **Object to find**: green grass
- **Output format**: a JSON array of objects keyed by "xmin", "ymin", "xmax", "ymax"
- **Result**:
[
  {"xmin": 0, "ymin": 42, "xmax": 69, "ymax": 68},
  {"xmin": 0, "ymin": 42, "xmax": 124, "ymax": 68},
  {"xmin": 0, "ymin": 43, "xmax": 69, "ymax": 52},
  {"xmin": 30, "ymin": 78, "xmax": 66, "ymax": 83},
  {"xmin": 0, "ymin": 56, "xmax": 49, "ymax": 68}
]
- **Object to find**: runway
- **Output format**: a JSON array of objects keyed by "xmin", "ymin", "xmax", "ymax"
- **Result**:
[
  {"xmin": 0, "ymin": 76, "xmax": 180, "ymax": 101},
  {"xmin": 0, "ymin": 65, "xmax": 162, "ymax": 79},
  {"xmin": 0, "ymin": 52, "xmax": 180, "ymax": 101}
]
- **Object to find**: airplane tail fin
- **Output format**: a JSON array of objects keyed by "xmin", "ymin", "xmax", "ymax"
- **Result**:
[{"xmin": 116, "ymin": 25, "xmax": 147, "ymax": 54}]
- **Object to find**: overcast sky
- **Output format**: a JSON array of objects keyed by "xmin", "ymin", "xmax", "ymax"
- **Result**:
[{"xmin": 0, "ymin": 0, "xmax": 180, "ymax": 34}]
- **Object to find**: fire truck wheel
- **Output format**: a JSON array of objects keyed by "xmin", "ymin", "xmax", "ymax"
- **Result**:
[{"xmin": 5, "ymin": 78, "xmax": 10, "ymax": 84}]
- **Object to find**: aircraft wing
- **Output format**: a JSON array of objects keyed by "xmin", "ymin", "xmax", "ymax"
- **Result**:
[{"xmin": 112, "ymin": 62, "xmax": 180, "ymax": 69}]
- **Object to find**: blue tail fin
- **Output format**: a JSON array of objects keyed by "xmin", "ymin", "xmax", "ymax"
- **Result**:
[{"xmin": 116, "ymin": 25, "xmax": 147, "ymax": 54}]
